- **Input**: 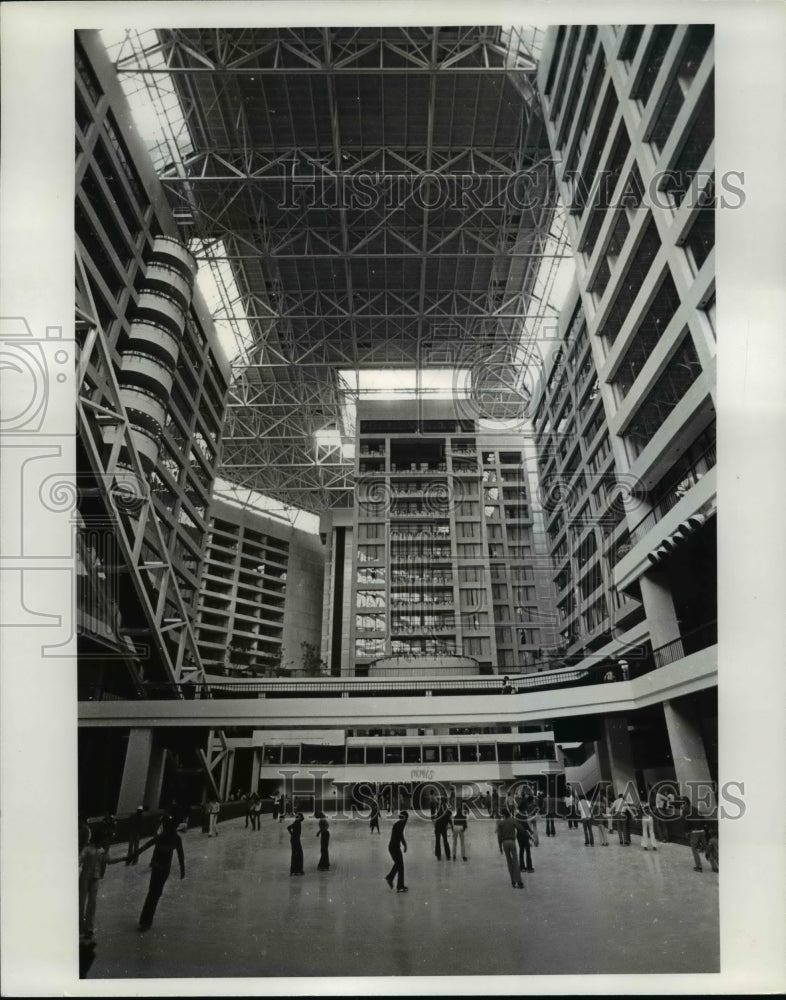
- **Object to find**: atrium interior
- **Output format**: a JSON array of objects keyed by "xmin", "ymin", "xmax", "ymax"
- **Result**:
[
  {"xmin": 71, "ymin": 21, "xmax": 719, "ymax": 980},
  {"xmin": 6, "ymin": 9, "xmax": 786, "ymax": 996}
]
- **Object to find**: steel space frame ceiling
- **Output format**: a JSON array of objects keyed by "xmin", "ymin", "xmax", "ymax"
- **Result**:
[{"xmin": 113, "ymin": 27, "xmax": 560, "ymax": 512}]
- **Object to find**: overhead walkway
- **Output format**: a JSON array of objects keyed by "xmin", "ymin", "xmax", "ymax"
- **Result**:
[{"xmin": 79, "ymin": 643, "xmax": 716, "ymax": 728}]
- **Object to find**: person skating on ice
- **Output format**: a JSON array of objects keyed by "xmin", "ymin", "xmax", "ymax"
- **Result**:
[
  {"xmin": 316, "ymin": 817, "xmax": 331, "ymax": 870},
  {"xmin": 452, "ymin": 802, "xmax": 469, "ymax": 861},
  {"xmin": 433, "ymin": 798, "xmax": 453, "ymax": 860},
  {"xmin": 369, "ymin": 796, "xmax": 381, "ymax": 834},
  {"xmin": 134, "ymin": 816, "xmax": 186, "ymax": 932},
  {"xmin": 385, "ymin": 810, "xmax": 409, "ymax": 892},
  {"xmin": 288, "ymin": 812, "xmax": 305, "ymax": 875},
  {"xmin": 496, "ymin": 808, "xmax": 526, "ymax": 889}
]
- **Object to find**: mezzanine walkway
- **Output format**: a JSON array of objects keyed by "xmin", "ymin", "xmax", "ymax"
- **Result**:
[
  {"xmin": 79, "ymin": 645, "xmax": 717, "ymax": 729},
  {"xmin": 87, "ymin": 812, "xmax": 718, "ymax": 980}
]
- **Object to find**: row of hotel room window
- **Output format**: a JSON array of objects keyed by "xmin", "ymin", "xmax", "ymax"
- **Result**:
[
  {"xmin": 357, "ymin": 544, "xmax": 536, "ymax": 562},
  {"xmin": 354, "ymin": 635, "xmax": 541, "ymax": 658},
  {"xmin": 361, "ymin": 524, "xmax": 531, "ymax": 541},
  {"xmin": 261, "ymin": 741, "xmax": 556, "ymax": 766},
  {"xmin": 356, "ymin": 587, "xmax": 537, "ymax": 606}
]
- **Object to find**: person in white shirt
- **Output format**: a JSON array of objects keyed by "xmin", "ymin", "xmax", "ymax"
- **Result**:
[
  {"xmin": 206, "ymin": 798, "xmax": 220, "ymax": 837},
  {"xmin": 577, "ymin": 794, "xmax": 594, "ymax": 846},
  {"xmin": 595, "ymin": 798, "xmax": 609, "ymax": 845},
  {"xmin": 640, "ymin": 803, "xmax": 657, "ymax": 850},
  {"xmin": 610, "ymin": 793, "xmax": 632, "ymax": 845},
  {"xmin": 564, "ymin": 790, "xmax": 578, "ymax": 829}
]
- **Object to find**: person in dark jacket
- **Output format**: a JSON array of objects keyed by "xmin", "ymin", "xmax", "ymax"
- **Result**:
[
  {"xmin": 611, "ymin": 793, "xmax": 633, "ymax": 845},
  {"xmin": 135, "ymin": 816, "xmax": 185, "ymax": 931},
  {"xmin": 514, "ymin": 809, "xmax": 534, "ymax": 872},
  {"xmin": 125, "ymin": 806, "xmax": 145, "ymax": 864},
  {"xmin": 316, "ymin": 817, "xmax": 331, "ymax": 870},
  {"xmin": 434, "ymin": 799, "xmax": 453, "ymax": 860},
  {"xmin": 496, "ymin": 809, "xmax": 526, "ymax": 888},
  {"xmin": 385, "ymin": 811, "xmax": 409, "ymax": 892},
  {"xmin": 288, "ymin": 813, "xmax": 305, "ymax": 875},
  {"xmin": 544, "ymin": 797, "xmax": 556, "ymax": 838},
  {"xmin": 369, "ymin": 797, "xmax": 381, "ymax": 834},
  {"xmin": 451, "ymin": 802, "xmax": 469, "ymax": 861}
]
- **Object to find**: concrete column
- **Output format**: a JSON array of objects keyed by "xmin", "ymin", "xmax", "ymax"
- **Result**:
[
  {"xmin": 662, "ymin": 698, "xmax": 716, "ymax": 813},
  {"xmin": 250, "ymin": 747, "xmax": 261, "ymax": 794},
  {"xmin": 600, "ymin": 716, "xmax": 638, "ymax": 801},
  {"xmin": 595, "ymin": 736, "xmax": 611, "ymax": 785},
  {"xmin": 639, "ymin": 571, "xmax": 681, "ymax": 648},
  {"xmin": 117, "ymin": 728, "xmax": 160, "ymax": 814},
  {"xmin": 143, "ymin": 744, "xmax": 166, "ymax": 811},
  {"xmin": 218, "ymin": 753, "xmax": 229, "ymax": 800},
  {"xmin": 225, "ymin": 750, "xmax": 235, "ymax": 800}
]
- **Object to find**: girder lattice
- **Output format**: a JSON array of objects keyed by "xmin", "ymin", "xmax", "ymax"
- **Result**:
[{"xmin": 110, "ymin": 26, "xmax": 566, "ymax": 513}]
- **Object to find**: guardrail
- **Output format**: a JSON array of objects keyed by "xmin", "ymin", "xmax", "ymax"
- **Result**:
[
  {"xmin": 652, "ymin": 620, "xmax": 717, "ymax": 669},
  {"xmin": 81, "ymin": 622, "xmax": 717, "ymax": 702},
  {"xmin": 99, "ymin": 661, "xmax": 643, "ymax": 700},
  {"xmin": 630, "ymin": 444, "xmax": 716, "ymax": 543}
]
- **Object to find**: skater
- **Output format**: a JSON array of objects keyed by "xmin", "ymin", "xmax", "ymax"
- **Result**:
[
  {"xmin": 565, "ymin": 789, "xmax": 579, "ymax": 829},
  {"xmin": 578, "ymin": 793, "xmax": 595, "ymax": 846},
  {"xmin": 452, "ymin": 802, "xmax": 469, "ymax": 861},
  {"xmin": 125, "ymin": 806, "xmax": 145, "ymax": 864},
  {"xmin": 611, "ymin": 792, "xmax": 632, "ymax": 845},
  {"xmin": 385, "ymin": 810, "xmax": 409, "ymax": 892},
  {"xmin": 369, "ymin": 797, "xmax": 381, "ymax": 834},
  {"xmin": 682, "ymin": 801, "xmax": 713, "ymax": 872},
  {"xmin": 316, "ymin": 817, "xmax": 331, "ymax": 870},
  {"xmin": 496, "ymin": 809, "xmax": 525, "ymax": 889},
  {"xmin": 640, "ymin": 802, "xmax": 657, "ymax": 851},
  {"xmin": 653, "ymin": 787, "xmax": 670, "ymax": 841},
  {"xmin": 523, "ymin": 793, "xmax": 540, "ymax": 846},
  {"xmin": 206, "ymin": 797, "xmax": 220, "ymax": 837},
  {"xmin": 515, "ymin": 809, "xmax": 534, "ymax": 872},
  {"xmin": 135, "ymin": 816, "xmax": 186, "ymax": 932},
  {"xmin": 544, "ymin": 797, "xmax": 556, "ymax": 837},
  {"xmin": 434, "ymin": 799, "xmax": 453, "ymax": 860},
  {"xmin": 250, "ymin": 794, "xmax": 262, "ymax": 831},
  {"xmin": 79, "ymin": 821, "xmax": 110, "ymax": 940},
  {"xmin": 596, "ymin": 801, "xmax": 609, "ymax": 845},
  {"xmin": 288, "ymin": 812, "xmax": 305, "ymax": 875}
]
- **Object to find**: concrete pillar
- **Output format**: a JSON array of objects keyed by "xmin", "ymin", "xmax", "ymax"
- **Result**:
[
  {"xmin": 225, "ymin": 750, "xmax": 235, "ymax": 800},
  {"xmin": 639, "ymin": 571, "xmax": 681, "ymax": 648},
  {"xmin": 600, "ymin": 716, "xmax": 638, "ymax": 802},
  {"xmin": 250, "ymin": 747, "xmax": 261, "ymax": 794},
  {"xmin": 218, "ymin": 754, "xmax": 229, "ymax": 801},
  {"xmin": 117, "ymin": 728, "xmax": 161, "ymax": 814},
  {"xmin": 662, "ymin": 698, "xmax": 716, "ymax": 813},
  {"xmin": 143, "ymin": 744, "xmax": 166, "ymax": 811}
]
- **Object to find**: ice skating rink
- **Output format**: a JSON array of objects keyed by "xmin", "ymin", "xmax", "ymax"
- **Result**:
[{"xmin": 86, "ymin": 812, "xmax": 719, "ymax": 979}]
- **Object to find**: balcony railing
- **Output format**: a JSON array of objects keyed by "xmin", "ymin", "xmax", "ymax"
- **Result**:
[
  {"xmin": 82, "ymin": 621, "xmax": 717, "ymax": 703},
  {"xmin": 630, "ymin": 444, "xmax": 716, "ymax": 543},
  {"xmin": 652, "ymin": 619, "xmax": 717, "ymax": 669},
  {"xmin": 391, "ymin": 464, "xmax": 447, "ymax": 473}
]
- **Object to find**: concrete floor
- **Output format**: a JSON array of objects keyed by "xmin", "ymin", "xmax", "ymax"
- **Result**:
[{"xmin": 87, "ymin": 814, "xmax": 719, "ymax": 979}]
